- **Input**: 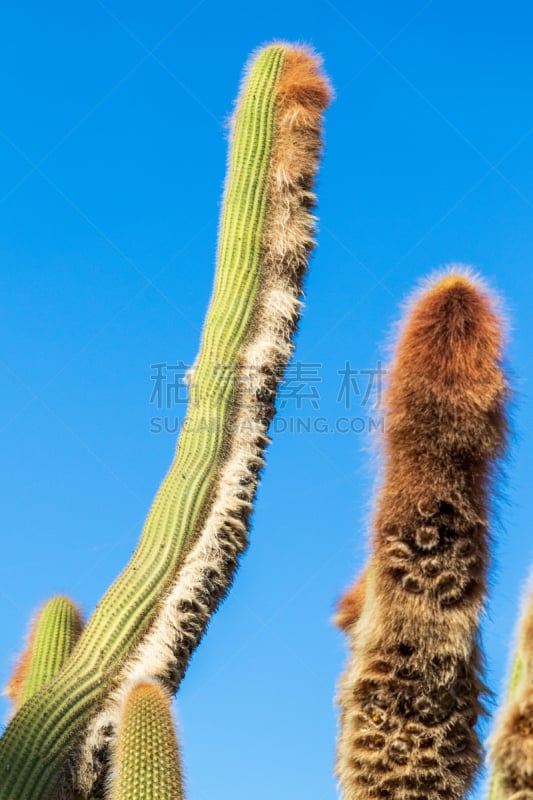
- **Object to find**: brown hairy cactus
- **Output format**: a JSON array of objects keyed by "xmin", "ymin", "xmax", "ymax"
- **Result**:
[{"xmin": 336, "ymin": 271, "xmax": 509, "ymax": 800}]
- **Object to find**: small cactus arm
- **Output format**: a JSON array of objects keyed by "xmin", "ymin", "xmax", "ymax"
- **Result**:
[
  {"xmin": 4, "ymin": 596, "xmax": 83, "ymax": 712},
  {"xmin": 334, "ymin": 569, "xmax": 368, "ymax": 632},
  {"xmin": 335, "ymin": 272, "xmax": 509, "ymax": 800},
  {"xmin": 488, "ymin": 579, "xmax": 533, "ymax": 800},
  {"xmin": 0, "ymin": 43, "xmax": 330, "ymax": 800},
  {"xmin": 108, "ymin": 681, "xmax": 183, "ymax": 800}
]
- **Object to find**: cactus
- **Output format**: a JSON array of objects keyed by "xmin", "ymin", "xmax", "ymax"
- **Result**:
[
  {"xmin": 335, "ymin": 568, "xmax": 368, "ymax": 633},
  {"xmin": 109, "ymin": 681, "xmax": 183, "ymax": 800},
  {"xmin": 3, "ymin": 34, "xmax": 527, "ymax": 800},
  {"xmin": 488, "ymin": 579, "xmax": 533, "ymax": 800},
  {"xmin": 0, "ymin": 42, "xmax": 330, "ymax": 800},
  {"xmin": 335, "ymin": 273, "xmax": 509, "ymax": 800},
  {"xmin": 5, "ymin": 596, "xmax": 83, "ymax": 712}
]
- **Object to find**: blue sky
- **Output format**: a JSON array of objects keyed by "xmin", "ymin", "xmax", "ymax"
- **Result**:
[{"xmin": 1, "ymin": 1, "xmax": 533, "ymax": 798}]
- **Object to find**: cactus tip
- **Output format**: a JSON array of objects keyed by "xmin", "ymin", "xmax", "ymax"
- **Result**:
[
  {"xmin": 276, "ymin": 43, "xmax": 333, "ymax": 111},
  {"xmin": 335, "ymin": 570, "xmax": 368, "ymax": 632}
]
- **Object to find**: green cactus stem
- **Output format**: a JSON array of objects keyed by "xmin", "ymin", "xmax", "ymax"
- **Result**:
[
  {"xmin": 335, "ymin": 273, "xmax": 509, "ymax": 800},
  {"xmin": 488, "ymin": 580, "xmax": 533, "ymax": 800},
  {"xmin": 108, "ymin": 681, "xmax": 183, "ymax": 800},
  {"xmin": 0, "ymin": 42, "xmax": 330, "ymax": 800},
  {"xmin": 5, "ymin": 596, "xmax": 83, "ymax": 711}
]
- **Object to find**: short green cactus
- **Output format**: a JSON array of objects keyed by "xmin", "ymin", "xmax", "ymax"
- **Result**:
[
  {"xmin": 0, "ymin": 42, "xmax": 330, "ymax": 799},
  {"xmin": 5, "ymin": 596, "xmax": 83, "ymax": 711},
  {"xmin": 110, "ymin": 681, "xmax": 183, "ymax": 800}
]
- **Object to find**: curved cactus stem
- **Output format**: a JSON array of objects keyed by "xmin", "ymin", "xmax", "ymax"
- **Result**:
[
  {"xmin": 107, "ymin": 680, "xmax": 183, "ymax": 800},
  {"xmin": 488, "ymin": 578, "xmax": 533, "ymax": 799},
  {"xmin": 0, "ymin": 42, "xmax": 330, "ymax": 800},
  {"xmin": 4, "ymin": 596, "xmax": 83, "ymax": 712},
  {"xmin": 336, "ymin": 272, "xmax": 509, "ymax": 800}
]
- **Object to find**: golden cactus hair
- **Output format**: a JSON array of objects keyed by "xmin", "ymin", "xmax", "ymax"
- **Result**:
[{"xmin": 335, "ymin": 569, "xmax": 368, "ymax": 633}]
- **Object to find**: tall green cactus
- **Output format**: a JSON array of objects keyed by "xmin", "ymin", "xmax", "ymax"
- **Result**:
[
  {"xmin": 0, "ymin": 42, "xmax": 330, "ymax": 800},
  {"xmin": 335, "ymin": 273, "xmax": 509, "ymax": 800}
]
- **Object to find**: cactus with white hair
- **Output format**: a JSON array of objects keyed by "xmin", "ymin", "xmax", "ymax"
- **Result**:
[{"xmin": 0, "ymin": 41, "xmax": 331, "ymax": 799}]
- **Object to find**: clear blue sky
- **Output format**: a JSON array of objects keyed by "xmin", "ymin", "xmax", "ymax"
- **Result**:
[{"xmin": 1, "ymin": 2, "xmax": 532, "ymax": 798}]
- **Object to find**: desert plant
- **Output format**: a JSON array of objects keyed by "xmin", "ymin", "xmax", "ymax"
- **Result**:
[
  {"xmin": 5, "ymin": 596, "xmax": 83, "ymax": 713},
  {"xmin": 0, "ymin": 41, "xmax": 330, "ymax": 800},
  {"xmin": 109, "ymin": 680, "xmax": 184, "ymax": 800},
  {"xmin": 335, "ymin": 273, "xmax": 509, "ymax": 800},
  {"xmin": 488, "ymin": 578, "xmax": 533, "ymax": 800}
]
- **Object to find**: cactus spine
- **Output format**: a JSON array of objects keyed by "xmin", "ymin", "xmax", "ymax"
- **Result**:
[
  {"xmin": 5, "ymin": 596, "xmax": 83, "ymax": 711},
  {"xmin": 109, "ymin": 681, "xmax": 183, "ymax": 800},
  {"xmin": 336, "ymin": 273, "xmax": 508, "ymax": 800},
  {"xmin": 489, "ymin": 580, "xmax": 533, "ymax": 799},
  {"xmin": 0, "ymin": 43, "xmax": 330, "ymax": 800}
]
